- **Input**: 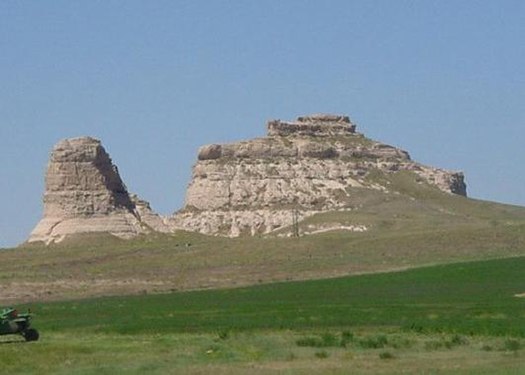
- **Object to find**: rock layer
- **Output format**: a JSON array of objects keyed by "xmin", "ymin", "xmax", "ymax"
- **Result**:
[
  {"xmin": 28, "ymin": 137, "xmax": 167, "ymax": 244},
  {"xmin": 267, "ymin": 114, "xmax": 356, "ymax": 137},
  {"xmin": 172, "ymin": 114, "xmax": 466, "ymax": 236}
]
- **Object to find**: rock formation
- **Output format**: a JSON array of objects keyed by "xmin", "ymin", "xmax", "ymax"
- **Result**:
[
  {"xmin": 28, "ymin": 114, "xmax": 467, "ymax": 243},
  {"xmin": 171, "ymin": 114, "xmax": 466, "ymax": 236},
  {"xmin": 267, "ymin": 114, "xmax": 356, "ymax": 137},
  {"xmin": 28, "ymin": 137, "xmax": 168, "ymax": 244}
]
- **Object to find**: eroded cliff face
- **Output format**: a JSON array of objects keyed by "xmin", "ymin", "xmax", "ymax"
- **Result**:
[
  {"xmin": 28, "ymin": 114, "xmax": 467, "ymax": 243},
  {"xmin": 28, "ymin": 137, "xmax": 169, "ymax": 244},
  {"xmin": 171, "ymin": 114, "xmax": 466, "ymax": 236}
]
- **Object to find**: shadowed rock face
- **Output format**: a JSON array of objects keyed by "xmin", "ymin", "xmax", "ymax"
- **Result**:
[
  {"xmin": 29, "ymin": 137, "xmax": 168, "ymax": 244},
  {"xmin": 171, "ymin": 114, "xmax": 467, "ymax": 237}
]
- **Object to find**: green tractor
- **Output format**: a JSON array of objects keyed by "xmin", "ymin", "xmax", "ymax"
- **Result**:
[{"xmin": 0, "ymin": 307, "xmax": 39, "ymax": 342}]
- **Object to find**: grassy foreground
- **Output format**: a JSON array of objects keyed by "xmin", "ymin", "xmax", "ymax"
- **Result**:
[
  {"xmin": 2, "ymin": 331, "xmax": 525, "ymax": 375},
  {"xmin": 2, "ymin": 256, "xmax": 525, "ymax": 374}
]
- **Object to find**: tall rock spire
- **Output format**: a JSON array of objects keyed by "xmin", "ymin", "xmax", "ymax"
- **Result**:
[{"xmin": 29, "ymin": 137, "xmax": 167, "ymax": 244}]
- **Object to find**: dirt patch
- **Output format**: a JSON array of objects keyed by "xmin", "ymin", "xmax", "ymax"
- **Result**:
[{"xmin": 0, "ymin": 279, "xmax": 170, "ymax": 304}]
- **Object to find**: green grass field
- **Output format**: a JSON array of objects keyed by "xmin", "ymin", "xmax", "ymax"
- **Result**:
[
  {"xmin": 2, "ymin": 256, "xmax": 525, "ymax": 374},
  {"xmin": 27, "ymin": 256, "xmax": 525, "ymax": 336}
]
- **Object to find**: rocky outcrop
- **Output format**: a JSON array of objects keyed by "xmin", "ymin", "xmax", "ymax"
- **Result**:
[
  {"xmin": 267, "ymin": 113, "xmax": 356, "ymax": 137},
  {"xmin": 28, "ymin": 137, "xmax": 168, "ymax": 244},
  {"xmin": 130, "ymin": 194, "xmax": 171, "ymax": 233},
  {"xmin": 172, "ymin": 114, "xmax": 466, "ymax": 236},
  {"xmin": 28, "ymin": 113, "xmax": 467, "ymax": 243}
]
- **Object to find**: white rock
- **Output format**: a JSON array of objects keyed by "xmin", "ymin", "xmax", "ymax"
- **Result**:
[
  {"xmin": 28, "ymin": 137, "xmax": 168, "ymax": 244},
  {"xmin": 171, "ymin": 114, "xmax": 466, "ymax": 236}
]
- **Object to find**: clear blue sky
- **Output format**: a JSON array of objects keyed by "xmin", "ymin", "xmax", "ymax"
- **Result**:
[{"xmin": 1, "ymin": 1, "xmax": 524, "ymax": 247}]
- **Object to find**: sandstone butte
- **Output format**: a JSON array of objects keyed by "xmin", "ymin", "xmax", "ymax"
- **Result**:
[{"xmin": 28, "ymin": 114, "xmax": 466, "ymax": 244}]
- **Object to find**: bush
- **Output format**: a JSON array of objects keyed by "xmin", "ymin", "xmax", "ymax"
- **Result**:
[
  {"xmin": 296, "ymin": 332, "xmax": 347, "ymax": 348},
  {"xmin": 424, "ymin": 340, "xmax": 444, "ymax": 351},
  {"xmin": 450, "ymin": 334, "xmax": 468, "ymax": 346},
  {"xmin": 408, "ymin": 323, "xmax": 425, "ymax": 333},
  {"xmin": 321, "ymin": 332, "xmax": 339, "ymax": 347},
  {"xmin": 341, "ymin": 331, "xmax": 354, "ymax": 341},
  {"xmin": 424, "ymin": 335, "xmax": 469, "ymax": 351},
  {"xmin": 504, "ymin": 339, "xmax": 521, "ymax": 352},
  {"xmin": 296, "ymin": 336, "xmax": 325, "ymax": 347},
  {"xmin": 359, "ymin": 335, "xmax": 388, "ymax": 349},
  {"xmin": 340, "ymin": 331, "xmax": 354, "ymax": 347},
  {"xmin": 217, "ymin": 329, "xmax": 230, "ymax": 340},
  {"xmin": 379, "ymin": 351, "xmax": 395, "ymax": 360},
  {"xmin": 390, "ymin": 336, "xmax": 414, "ymax": 349}
]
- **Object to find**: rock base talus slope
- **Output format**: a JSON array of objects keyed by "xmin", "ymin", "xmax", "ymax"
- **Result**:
[{"xmin": 171, "ymin": 114, "xmax": 466, "ymax": 236}]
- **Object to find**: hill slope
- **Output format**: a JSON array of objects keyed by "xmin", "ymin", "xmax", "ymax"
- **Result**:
[{"xmin": 2, "ymin": 170, "xmax": 525, "ymax": 303}]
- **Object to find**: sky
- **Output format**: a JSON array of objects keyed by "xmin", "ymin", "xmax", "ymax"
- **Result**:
[{"xmin": 1, "ymin": 0, "xmax": 524, "ymax": 248}]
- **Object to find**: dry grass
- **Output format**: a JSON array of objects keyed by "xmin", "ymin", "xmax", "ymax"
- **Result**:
[{"xmin": 1, "ymin": 330, "xmax": 523, "ymax": 375}]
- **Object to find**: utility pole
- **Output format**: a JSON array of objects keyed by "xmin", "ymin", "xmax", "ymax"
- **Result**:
[{"xmin": 292, "ymin": 208, "xmax": 300, "ymax": 238}]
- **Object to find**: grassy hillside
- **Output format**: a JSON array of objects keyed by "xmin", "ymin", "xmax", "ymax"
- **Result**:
[
  {"xmin": 28, "ymin": 256, "xmax": 525, "ymax": 336},
  {"xmin": 1, "ymin": 171, "xmax": 525, "ymax": 303},
  {"xmin": 2, "ymin": 257, "xmax": 525, "ymax": 374}
]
